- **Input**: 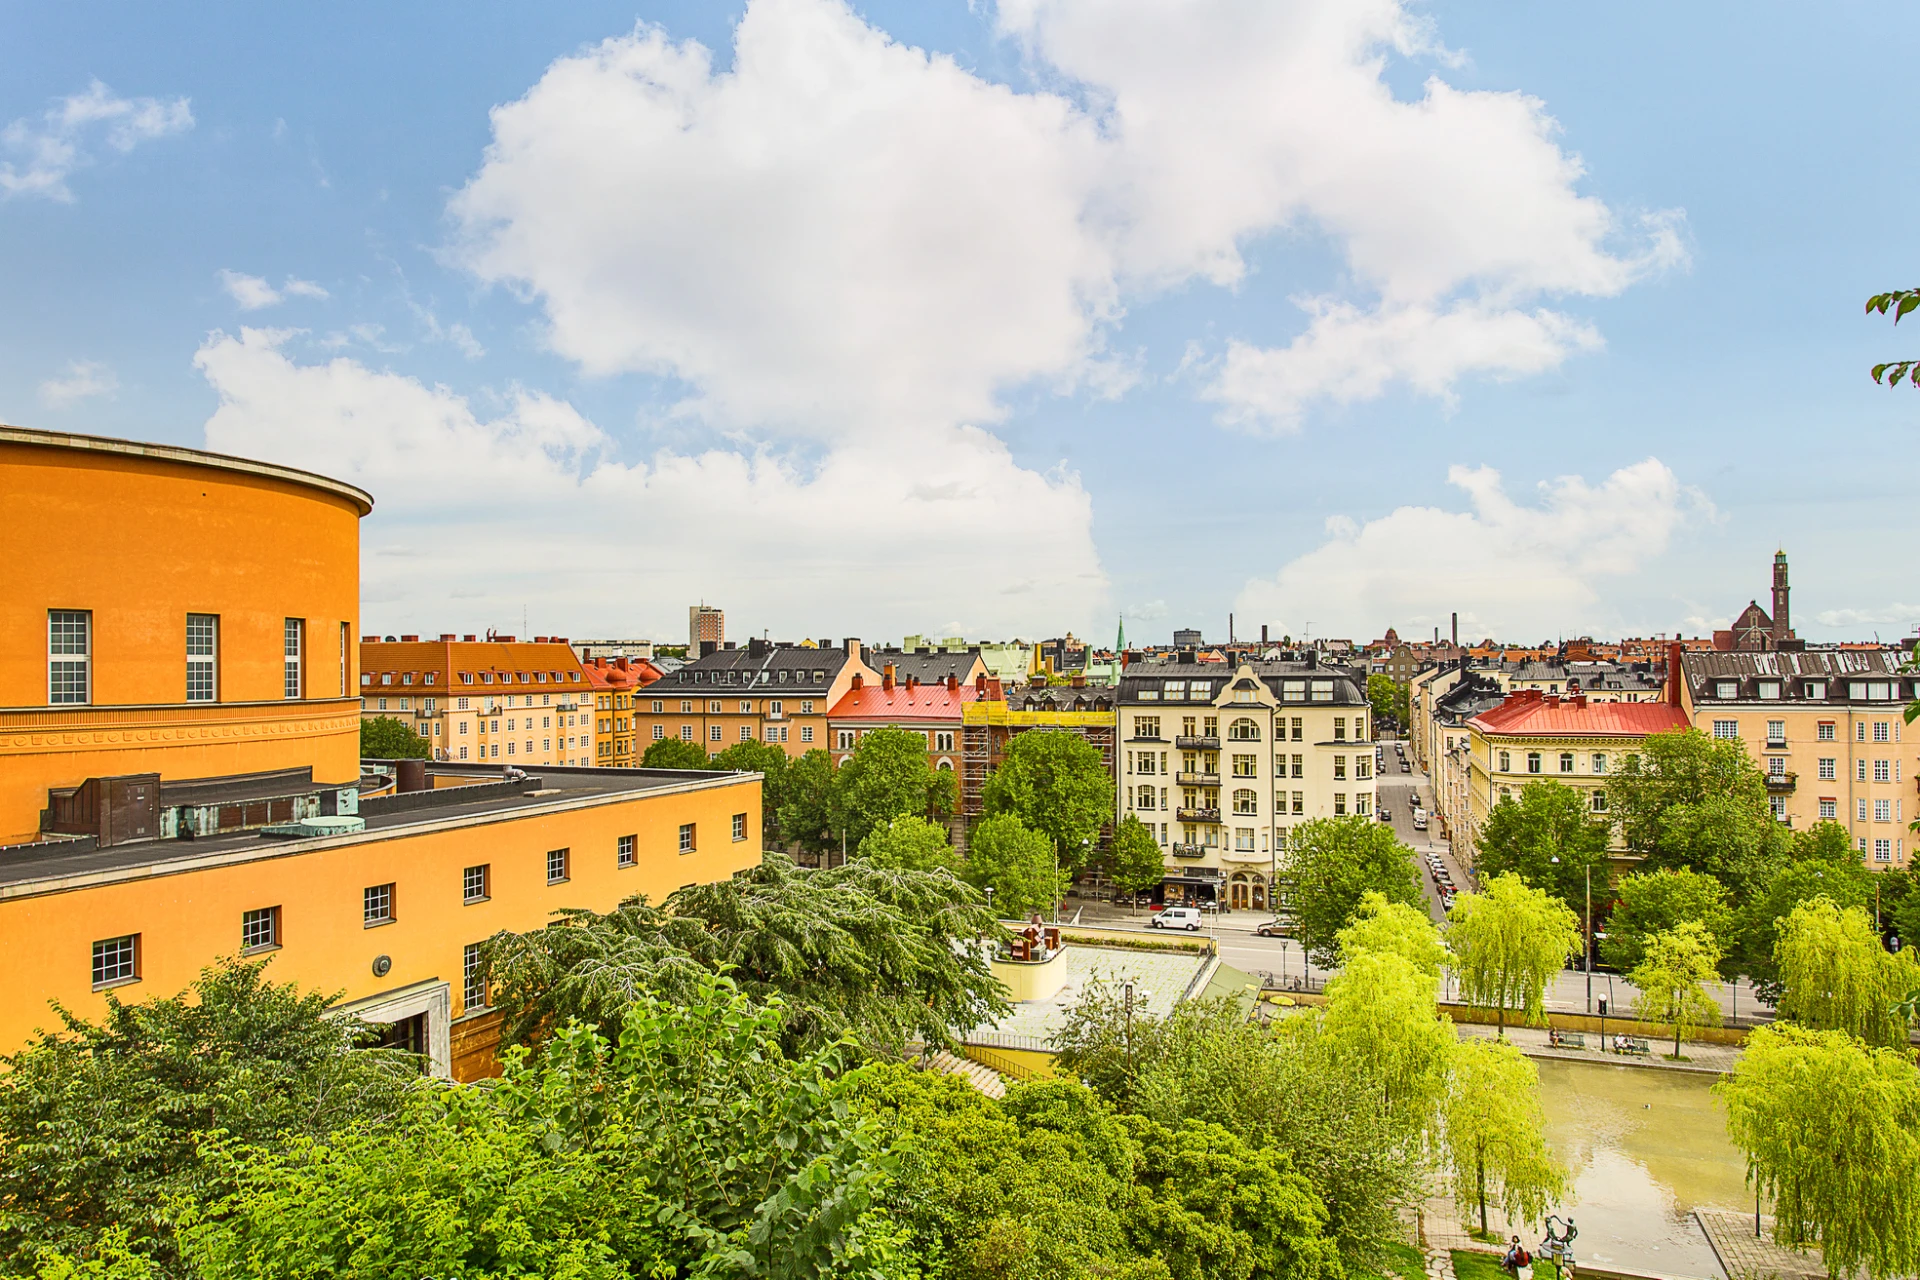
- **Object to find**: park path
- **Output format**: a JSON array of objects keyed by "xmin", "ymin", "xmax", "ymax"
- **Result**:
[{"xmin": 1456, "ymin": 1022, "xmax": 1741, "ymax": 1076}]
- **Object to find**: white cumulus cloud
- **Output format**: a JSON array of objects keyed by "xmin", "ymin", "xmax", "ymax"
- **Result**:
[
  {"xmin": 219, "ymin": 270, "xmax": 329, "ymax": 310},
  {"xmin": 1235, "ymin": 458, "xmax": 1711, "ymax": 640},
  {"xmin": 1, "ymin": 79, "xmax": 192, "ymax": 202},
  {"xmin": 37, "ymin": 360, "xmax": 119, "ymax": 409},
  {"xmin": 449, "ymin": 0, "xmax": 1675, "ymax": 440},
  {"xmin": 1814, "ymin": 604, "xmax": 1920, "ymax": 633},
  {"xmin": 193, "ymin": 328, "xmax": 1106, "ymax": 638}
]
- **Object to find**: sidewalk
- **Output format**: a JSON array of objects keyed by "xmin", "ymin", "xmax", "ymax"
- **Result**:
[
  {"xmin": 1694, "ymin": 1210, "xmax": 1824, "ymax": 1280},
  {"xmin": 1457, "ymin": 1021, "xmax": 1739, "ymax": 1075}
]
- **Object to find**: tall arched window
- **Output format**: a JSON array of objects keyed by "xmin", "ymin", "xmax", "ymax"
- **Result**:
[
  {"xmin": 1232, "ymin": 788, "xmax": 1258, "ymax": 815},
  {"xmin": 1136, "ymin": 784, "xmax": 1156, "ymax": 810},
  {"xmin": 1228, "ymin": 718, "xmax": 1261, "ymax": 740}
]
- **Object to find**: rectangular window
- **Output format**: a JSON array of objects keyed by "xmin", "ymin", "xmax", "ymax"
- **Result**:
[
  {"xmin": 48, "ymin": 609, "xmax": 91, "ymax": 704},
  {"xmin": 1291, "ymin": 717, "xmax": 1304, "ymax": 742},
  {"xmin": 546, "ymin": 848, "xmax": 570, "ymax": 884},
  {"xmin": 339, "ymin": 622, "xmax": 350, "ymax": 696},
  {"xmin": 1559, "ymin": 752, "xmax": 1575, "ymax": 773},
  {"xmin": 1333, "ymin": 756, "xmax": 1347, "ymax": 780},
  {"xmin": 1819, "ymin": 799, "xmax": 1837, "ymax": 820},
  {"xmin": 1766, "ymin": 719, "xmax": 1787, "ymax": 745},
  {"xmin": 1356, "ymin": 757, "xmax": 1372, "ymax": 779},
  {"xmin": 1333, "ymin": 717, "xmax": 1347, "ymax": 741},
  {"xmin": 1876, "ymin": 799, "xmax": 1893, "ymax": 823},
  {"xmin": 1291, "ymin": 791, "xmax": 1304, "ymax": 815},
  {"xmin": 186, "ymin": 614, "xmax": 218, "ymax": 702},
  {"xmin": 613, "ymin": 834, "xmax": 637, "ymax": 868},
  {"xmin": 1859, "ymin": 798, "xmax": 1870, "ymax": 823},
  {"xmin": 464, "ymin": 864, "xmax": 490, "ymax": 902},
  {"xmin": 1768, "ymin": 756, "xmax": 1787, "ymax": 779},
  {"xmin": 679, "ymin": 823, "xmax": 696, "ymax": 854},
  {"xmin": 837, "ymin": 730, "xmax": 856, "ymax": 750},
  {"xmin": 1712, "ymin": 719, "xmax": 1738, "ymax": 740},
  {"xmin": 241, "ymin": 906, "xmax": 280, "ymax": 952},
  {"xmin": 680, "ymin": 725, "xmax": 693, "ymax": 740},
  {"xmin": 1527, "ymin": 752, "xmax": 1542, "ymax": 774},
  {"xmin": 1235, "ymin": 827, "xmax": 1256, "ymax": 851},
  {"xmin": 732, "ymin": 812, "xmax": 747, "ymax": 842},
  {"xmin": 463, "ymin": 943, "xmax": 488, "ymax": 1009},
  {"xmin": 91, "ymin": 934, "xmax": 138, "ymax": 988},
  {"xmin": 1233, "ymin": 753, "xmax": 1258, "ymax": 777},
  {"xmin": 1498, "ymin": 750, "xmax": 1511, "ymax": 772},
  {"xmin": 1333, "ymin": 793, "xmax": 1347, "ymax": 815},
  {"xmin": 1875, "ymin": 838, "xmax": 1894, "ymax": 863},
  {"xmin": 710, "ymin": 725, "xmax": 723, "ymax": 742},
  {"xmin": 1771, "ymin": 795, "xmax": 1787, "ymax": 820},
  {"xmin": 283, "ymin": 618, "xmax": 305, "ymax": 699},
  {"xmin": 1592, "ymin": 754, "xmax": 1608, "ymax": 774},
  {"xmin": 1875, "ymin": 760, "xmax": 1892, "ymax": 783},
  {"xmin": 1591, "ymin": 790, "xmax": 1609, "ymax": 814},
  {"xmin": 935, "ymin": 730, "xmax": 956, "ymax": 751},
  {"xmin": 1875, "ymin": 721, "xmax": 1892, "ymax": 742},
  {"xmin": 363, "ymin": 883, "xmax": 394, "ymax": 927},
  {"xmin": 1355, "ymin": 793, "xmax": 1372, "ymax": 816}
]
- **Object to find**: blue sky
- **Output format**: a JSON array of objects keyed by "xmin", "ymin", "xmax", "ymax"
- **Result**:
[{"xmin": 3, "ymin": 1, "xmax": 1915, "ymax": 647}]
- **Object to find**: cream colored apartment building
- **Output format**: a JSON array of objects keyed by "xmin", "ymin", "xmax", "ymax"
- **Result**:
[
  {"xmin": 1117, "ymin": 659, "xmax": 1374, "ymax": 910},
  {"xmin": 360, "ymin": 636, "xmax": 596, "ymax": 768}
]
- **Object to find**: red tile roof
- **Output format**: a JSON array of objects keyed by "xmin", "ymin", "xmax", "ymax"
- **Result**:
[
  {"xmin": 828, "ymin": 680, "xmax": 976, "ymax": 721},
  {"xmin": 1469, "ymin": 689, "xmax": 1689, "ymax": 738}
]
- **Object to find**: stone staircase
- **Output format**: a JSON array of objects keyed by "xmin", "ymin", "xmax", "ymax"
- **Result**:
[{"xmin": 920, "ymin": 1049, "xmax": 1008, "ymax": 1099}]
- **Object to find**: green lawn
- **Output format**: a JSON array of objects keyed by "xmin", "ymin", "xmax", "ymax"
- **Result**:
[
  {"xmin": 1350, "ymin": 1240, "xmax": 1427, "ymax": 1280},
  {"xmin": 1451, "ymin": 1249, "xmax": 1565, "ymax": 1280}
]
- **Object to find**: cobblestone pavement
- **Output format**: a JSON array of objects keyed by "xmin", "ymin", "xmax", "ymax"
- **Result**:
[
  {"xmin": 1456, "ymin": 1021, "xmax": 1741, "ymax": 1076},
  {"xmin": 1695, "ymin": 1210, "xmax": 1824, "ymax": 1280}
]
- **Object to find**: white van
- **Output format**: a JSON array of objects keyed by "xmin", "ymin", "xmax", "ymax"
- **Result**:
[
  {"xmin": 1152, "ymin": 906, "xmax": 1203, "ymax": 931},
  {"xmin": 1412, "ymin": 808, "xmax": 1429, "ymax": 831}
]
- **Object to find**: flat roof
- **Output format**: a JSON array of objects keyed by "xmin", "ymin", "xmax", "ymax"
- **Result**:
[
  {"xmin": 963, "ymin": 944, "xmax": 1211, "ymax": 1050},
  {"xmin": 0, "ymin": 764, "xmax": 753, "ymax": 898},
  {"xmin": 0, "ymin": 425, "xmax": 374, "ymax": 516}
]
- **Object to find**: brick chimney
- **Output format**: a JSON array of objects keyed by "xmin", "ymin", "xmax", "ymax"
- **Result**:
[
  {"xmin": 975, "ymin": 673, "xmax": 988, "ymax": 695},
  {"xmin": 1668, "ymin": 640, "xmax": 1685, "ymax": 706},
  {"xmin": 883, "ymin": 663, "xmax": 896, "ymax": 692},
  {"xmin": 906, "ymin": 674, "xmax": 919, "ymax": 691},
  {"xmin": 947, "ymin": 674, "xmax": 959, "ymax": 692},
  {"xmin": 851, "ymin": 673, "xmax": 863, "ymax": 690},
  {"xmin": 400, "ymin": 634, "xmax": 419, "ymax": 642}
]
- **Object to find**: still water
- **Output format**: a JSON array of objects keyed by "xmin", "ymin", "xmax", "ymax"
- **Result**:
[{"xmin": 1482, "ymin": 1060, "xmax": 1752, "ymax": 1278}]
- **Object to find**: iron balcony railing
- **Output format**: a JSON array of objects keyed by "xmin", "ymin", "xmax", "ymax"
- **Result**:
[
  {"xmin": 1175, "ymin": 735, "xmax": 1220, "ymax": 750},
  {"xmin": 1175, "ymin": 771, "xmax": 1220, "ymax": 787},
  {"xmin": 1177, "ymin": 806, "xmax": 1222, "ymax": 824}
]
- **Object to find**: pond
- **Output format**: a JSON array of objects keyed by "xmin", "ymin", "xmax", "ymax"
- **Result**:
[{"xmin": 1481, "ymin": 1060, "xmax": 1754, "ymax": 1278}]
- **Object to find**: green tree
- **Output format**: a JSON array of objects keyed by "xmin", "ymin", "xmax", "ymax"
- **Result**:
[
  {"xmin": 640, "ymin": 735, "xmax": 710, "ymax": 769},
  {"xmin": 1604, "ymin": 728, "xmax": 1785, "ymax": 893},
  {"xmin": 359, "ymin": 714, "xmax": 430, "ymax": 759},
  {"xmin": 0, "ymin": 959, "xmax": 414, "ymax": 1272},
  {"xmin": 982, "ymin": 729, "xmax": 1115, "ymax": 876},
  {"xmin": 1366, "ymin": 674, "xmax": 1409, "ymax": 730},
  {"xmin": 1446, "ymin": 873, "xmax": 1581, "ymax": 1037},
  {"xmin": 1773, "ymin": 897, "xmax": 1918, "ymax": 1049},
  {"xmin": 710, "ymin": 739, "xmax": 790, "ymax": 839},
  {"xmin": 1473, "ymin": 780, "xmax": 1611, "ymax": 912},
  {"xmin": 1105, "ymin": 814, "xmax": 1167, "ymax": 904},
  {"xmin": 1322, "ymin": 948, "xmax": 1454, "ymax": 1142},
  {"xmin": 1336, "ymin": 890, "xmax": 1449, "ymax": 979},
  {"xmin": 962, "ymin": 813, "xmax": 1063, "ymax": 918},
  {"xmin": 1287, "ymin": 816, "xmax": 1423, "ymax": 967},
  {"xmin": 1441, "ymin": 1038, "xmax": 1565, "ymax": 1238},
  {"xmin": 1718, "ymin": 1022, "xmax": 1920, "ymax": 1280},
  {"xmin": 181, "ymin": 975, "xmax": 908, "ymax": 1280},
  {"xmin": 1600, "ymin": 867, "xmax": 1733, "ymax": 974},
  {"xmin": 858, "ymin": 814, "xmax": 963, "ymax": 875},
  {"xmin": 776, "ymin": 748, "xmax": 846, "ymax": 858},
  {"xmin": 1866, "ymin": 287, "xmax": 1920, "ymax": 389},
  {"xmin": 838, "ymin": 727, "xmax": 954, "ymax": 846},
  {"xmin": 483, "ymin": 852, "xmax": 1008, "ymax": 1058},
  {"xmin": 1629, "ymin": 922, "xmax": 1723, "ymax": 1060},
  {"xmin": 1728, "ymin": 822, "xmax": 1875, "ymax": 998}
]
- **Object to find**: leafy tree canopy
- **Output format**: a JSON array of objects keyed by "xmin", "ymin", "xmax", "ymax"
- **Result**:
[
  {"xmin": 1336, "ymin": 890, "xmax": 1448, "ymax": 979},
  {"xmin": 358, "ymin": 714, "xmax": 430, "ymax": 760},
  {"xmin": 982, "ymin": 730, "xmax": 1115, "ymax": 874},
  {"xmin": 962, "ymin": 813, "xmax": 1063, "ymax": 919},
  {"xmin": 1729, "ymin": 823, "xmax": 1876, "ymax": 998},
  {"xmin": 483, "ymin": 853, "xmax": 1008, "ymax": 1059},
  {"xmin": 1604, "ymin": 729, "xmax": 1785, "ymax": 893},
  {"xmin": 776, "ymin": 748, "xmax": 844, "ymax": 856},
  {"xmin": 1473, "ymin": 780, "xmax": 1611, "ymax": 914},
  {"xmin": 858, "ymin": 814, "xmax": 963, "ymax": 876},
  {"xmin": 1446, "ymin": 872, "xmax": 1581, "ymax": 1036},
  {"xmin": 1322, "ymin": 948, "xmax": 1454, "ymax": 1143},
  {"xmin": 1366, "ymin": 675, "xmax": 1409, "ymax": 731},
  {"xmin": 0, "ymin": 959, "xmax": 415, "ymax": 1273},
  {"xmin": 1286, "ymin": 816, "xmax": 1423, "ymax": 967},
  {"xmin": 1441, "ymin": 1038, "xmax": 1565, "ymax": 1238},
  {"xmin": 1600, "ymin": 867, "xmax": 1734, "ymax": 975},
  {"xmin": 710, "ymin": 739, "xmax": 790, "ymax": 837},
  {"xmin": 1629, "ymin": 922, "xmax": 1723, "ymax": 1059},
  {"xmin": 641, "ymin": 735, "xmax": 711, "ymax": 770},
  {"xmin": 1106, "ymin": 815, "xmax": 1169, "ymax": 902},
  {"xmin": 839, "ymin": 727, "xmax": 955, "ymax": 846},
  {"xmin": 1773, "ymin": 896, "xmax": 1918, "ymax": 1049},
  {"xmin": 1718, "ymin": 1022, "xmax": 1920, "ymax": 1280}
]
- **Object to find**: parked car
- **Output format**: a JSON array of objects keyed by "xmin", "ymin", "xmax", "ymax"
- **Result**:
[
  {"xmin": 1152, "ymin": 906, "xmax": 1203, "ymax": 931},
  {"xmin": 1253, "ymin": 919, "xmax": 1289, "ymax": 938},
  {"xmin": 1378, "ymin": 807, "xmax": 1393, "ymax": 822},
  {"xmin": 1400, "ymin": 762, "xmax": 1412, "ymax": 773},
  {"xmin": 1413, "ymin": 814, "xmax": 1428, "ymax": 832}
]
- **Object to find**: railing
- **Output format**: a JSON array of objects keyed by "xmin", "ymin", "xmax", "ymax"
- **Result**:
[
  {"xmin": 1175, "ymin": 735, "xmax": 1220, "ymax": 750},
  {"xmin": 1176, "ymin": 807, "xmax": 1222, "ymax": 824},
  {"xmin": 1175, "ymin": 771, "xmax": 1220, "ymax": 786},
  {"xmin": 1765, "ymin": 772, "xmax": 1797, "ymax": 793},
  {"xmin": 1171, "ymin": 842, "xmax": 1209, "ymax": 858},
  {"xmin": 1127, "ymin": 734, "xmax": 1168, "ymax": 743}
]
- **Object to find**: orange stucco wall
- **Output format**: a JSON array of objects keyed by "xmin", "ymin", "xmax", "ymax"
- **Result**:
[
  {"xmin": 0, "ymin": 775, "xmax": 762, "ymax": 1058},
  {"xmin": 0, "ymin": 432, "xmax": 365, "ymax": 842}
]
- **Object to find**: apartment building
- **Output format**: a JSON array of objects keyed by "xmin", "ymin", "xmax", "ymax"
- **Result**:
[
  {"xmin": 689, "ymin": 605, "xmax": 724, "ymax": 652},
  {"xmin": 1677, "ymin": 647, "xmax": 1920, "ymax": 866},
  {"xmin": 633, "ymin": 638, "xmax": 878, "ymax": 759},
  {"xmin": 960, "ymin": 674, "xmax": 1117, "ymax": 854},
  {"xmin": 826, "ymin": 666, "xmax": 975, "ymax": 774},
  {"xmin": 360, "ymin": 636, "xmax": 596, "ymax": 768},
  {"xmin": 0, "ymin": 427, "xmax": 760, "ymax": 1076},
  {"xmin": 1460, "ymin": 690, "xmax": 1689, "ymax": 862},
  {"xmin": 585, "ymin": 655, "xmax": 661, "ymax": 767},
  {"xmin": 1117, "ymin": 658, "xmax": 1374, "ymax": 909}
]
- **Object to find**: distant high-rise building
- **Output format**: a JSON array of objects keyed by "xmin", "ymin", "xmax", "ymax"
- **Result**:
[
  {"xmin": 689, "ymin": 604, "xmax": 724, "ymax": 654},
  {"xmin": 1172, "ymin": 628, "xmax": 1203, "ymax": 647}
]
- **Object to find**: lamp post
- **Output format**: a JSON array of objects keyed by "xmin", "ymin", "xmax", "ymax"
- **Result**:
[
  {"xmin": 985, "ymin": 885, "xmax": 995, "ymax": 917},
  {"xmin": 1551, "ymin": 854, "xmax": 1595, "ymax": 1013},
  {"xmin": 1123, "ymin": 979, "xmax": 1136, "ymax": 1108}
]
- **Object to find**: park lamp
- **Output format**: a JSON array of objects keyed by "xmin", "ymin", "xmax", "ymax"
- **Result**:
[{"xmin": 1550, "ymin": 854, "xmax": 1595, "ymax": 1014}]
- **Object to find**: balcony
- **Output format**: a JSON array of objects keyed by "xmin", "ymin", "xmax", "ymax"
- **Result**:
[
  {"xmin": 1176, "ymin": 806, "xmax": 1222, "ymax": 824},
  {"xmin": 1127, "ymin": 734, "xmax": 1168, "ymax": 743},
  {"xmin": 1765, "ymin": 772, "xmax": 1797, "ymax": 794},
  {"xmin": 1175, "ymin": 735, "xmax": 1220, "ymax": 750},
  {"xmin": 1171, "ymin": 842, "xmax": 1210, "ymax": 858},
  {"xmin": 1175, "ymin": 771, "xmax": 1220, "ymax": 787}
]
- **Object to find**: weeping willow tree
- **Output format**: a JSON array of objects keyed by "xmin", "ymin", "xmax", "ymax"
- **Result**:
[
  {"xmin": 1441, "ymin": 1038, "xmax": 1565, "ymax": 1238},
  {"xmin": 1773, "ymin": 896, "xmax": 1919, "ymax": 1050},
  {"xmin": 1629, "ymin": 921, "xmax": 1723, "ymax": 1060},
  {"xmin": 482, "ymin": 853, "xmax": 1009, "ymax": 1058},
  {"xmin": 1718, "ymin": 1023, "xmax": 1920, "ymax": 1280},
  {"xmin": 1446, "ymin": 873, "xmax": 1581, "ymax": 1037}
]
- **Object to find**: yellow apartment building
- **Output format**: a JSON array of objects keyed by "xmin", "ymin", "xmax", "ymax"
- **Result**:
[
  {"xmin": 634, "ymin": 638, "xmax": 878, "ymax": 758},
  {"xmin": 360, "ymin": 635, "xmax": 597, "ymax": 768}
]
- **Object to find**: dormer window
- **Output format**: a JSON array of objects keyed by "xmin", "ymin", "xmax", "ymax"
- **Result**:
[
  {"xmin": 401, "ymin": 673, "xmax": 414, "ymax": 685},
  {"xmin": 1715, "ymin": 681, "xmax": 1738, "ymax": 699},
  {"xmin": 380, "ymin": 673, "xmax": 392, "ymax": 685},
  {"xmin": 1804, "ymin": 680, "xmax": 1826, "ymax": 699},
  {"xmin": 1758, "ymin": 681, "xmax": 1780, "ymax": 699},
  {"xmin": 424, "ymin": 672, "xmax": 437, "ymax": 686},
  {"xmin": 458, "ymin": 671, "xmax": 473, "ymax": 684}
]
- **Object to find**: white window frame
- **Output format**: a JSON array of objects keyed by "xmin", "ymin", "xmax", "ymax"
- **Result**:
[
  {"xmin": 283, "ymin": 618, "xmax": 305, "ymax": 699},
  {"xmin": 187, "ymin": 613, "xmax": 219, "ymax": 703},
  {"xmin": 48, "ymin": 609, "xmax": 91, "ymax": 705}
]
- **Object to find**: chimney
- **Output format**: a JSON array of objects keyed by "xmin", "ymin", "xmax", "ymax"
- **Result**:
[
  {"xmin": 1668, "ymin": 640, "xmax": 1685, "ymax": 706},
  {"xmin": 1262, "ymin": 624, "xmax": 1269, "ymax": 644},
  {"xmin": 1451, "ymin": 612, "xmax": 1458, "ymax": 647},
  {"xmin": 851, "ymin": 673, "xmax": 863, "ymax": 690},
  {"xmin": 1229, "ymin": 612, "xmax": 1234, "ymax": 644},
  {"xmin": 362, "ymin": 634, "xmax": 378, "ymax": 643},
  {"xmin": 947, "ymin": 674, "xmax": 959, "ymax": 693},
  {"xmin": 906, "ymin": 674, "xmax": 919, "ymax": 691},
  {"xmin": 1570, "ymin": 693, "xmax": 1587, "ymax": 709},
  {"xmin": 975, "ymin": 673, "xmax": 988, "ymax": 695},
  {"xmin": 534, "ymin": 635, "xmax": 548, "ymax": 644},
  {"xmin": 617, "ymin": 656, "xmax": 630, "ymax": 671},
  {"xmin": 1071, "ymin": 672, "xmax": 1087, "ymax": 688},
  {"xmin": 396, "ymin": 758, "xmax": 428, "ymax": 794},
  {"xmin": 400, "ymin": 634, "xmax": 419, "ymax": 642},
  {"xmin": 439, "ymin": 633, "xmax": 455, "ymax": 641},
  {"xmin": 883, "ymin": 663, "xmax": 896, "ymax": 692},
  {"xmin": 463, "ymin": 634, "xmax": 477, "ymax": 642},
  {"xmin": 700, "ymin": 640, "xmax": 718, "ymax": 658}
]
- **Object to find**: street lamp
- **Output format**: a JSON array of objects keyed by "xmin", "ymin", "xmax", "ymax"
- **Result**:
[
  {"xmin": 985, "ymin": 885, "xmax": 995, "ymax": 917},
  {"xmin": 1551, "ymin": 854, "xmax": 1595, "ymax": 1013}
]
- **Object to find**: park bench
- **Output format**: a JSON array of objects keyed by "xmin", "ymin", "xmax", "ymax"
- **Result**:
[
  {"xmin": 1547, "ymin": 1029, "xmax": 1587, "ymax": 1050},
  {"xmin": 1611, "ymin": 1036, "xmax": 1652, "ymax": 1057}
]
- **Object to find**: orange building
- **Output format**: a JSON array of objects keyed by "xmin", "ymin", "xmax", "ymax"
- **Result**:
[
  {"xmin": 635, "ymin": 638, "xmax": 877, "ymax": 759},
  {"xmin": 584, "ymin": 655, "xmax": 661, "ymax": 766},
  {"xmin": 827, "ymin": 667, "xmax": 975, "ymax": 773},
  {"xmin": 360, "ymin": 634, "xmax": 598, "ymax": 767},
  {"xmin": 0, "ymin": 426, "xmax": 762, "ymax": 1076}
]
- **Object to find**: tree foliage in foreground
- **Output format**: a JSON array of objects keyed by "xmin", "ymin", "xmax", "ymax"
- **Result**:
[
  {"xmin": 838, "ymin": 727, "xmax": 957, "ymax": 847},
  {"xmin": 180, "ymin": 975, "xmax": 907, "ymax": 1280},
  {"xmin": 1447, "ymin": 873, "xmax": 1581, "ymax": 1036},
  {"xmin": 358, "ymin": 714, "xmax": 431, "ymax": 760},
  {"xmin": 482, "ymin": 853, "xmax": 1009, "ymax": 1059},
  {"xmin": 1628, "ymin": 922, "xmax": 1723, "ymax": 1059},
  {"xmin": 857, "ymin": 814, "xmax": 963, "ymax": 876},
  {"xmin": 1107, "ymin": 814, "xmax": 1169, "ymax": 902},
  {"xmin": 1718, "ymin": 1022, "xmax": 1920, "ymax": 1280},
  {"xmin": 1473, "ymin": 780, "xmax": 1611, "ymax": 915},
  {"xmin": 640, "ymin": 735, "xmax": 711, "ymax": 769},
  {"xmin": 1599, "ymin": 867, "xmax": 1733, "ymax": 976},
  {"xmin": 1287, "ymin": 816, "xmax": 1423, "ymax": 967},
  {"xmin": 962, "ymin": 813, "xmax": 1064, "ymax": 918},
  {"xmin": 710, "ymin": 739, "xmax": 790, "ymax": 839},
  {"xmin": 0, "ymin": 960, "xmax": 416, "ymax": 1274},
  {"xmin": 1866, "ymin": 287, "xmax": 1920, "ymax": 389},
  {"xmin": 1604, "ymin": 728, "xmax": 1785, "ymax": 894}
]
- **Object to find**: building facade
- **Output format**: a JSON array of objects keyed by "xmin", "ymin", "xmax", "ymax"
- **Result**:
[
  {"xmin": 633, "ymin": 638, "xmax": 879, "ymax": 759},
  {"xmin": 1677, "ymin": 647, "xmax": 1918, "ymax": 865},
  {"xmin": 1116, "ymin": 659, "xmax": 1374, "ymax": 909},
  {"xmin": 960, "ymin": 675, "xmax": 1117, "ymax": 855},
  {"xmin": 584, "ymin": 655, "xmax": 661, "ymax": 766},
  {"xmin": 360, "ymin": 636, "xmax": 597, "ymax": 768},
  {"xmin": 689, "ymin": 605, "xmax": 724, "ymax": 653},
  {"xmin": 826, "ymin": 669, "xmax": 975, "ymax": 775}
]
